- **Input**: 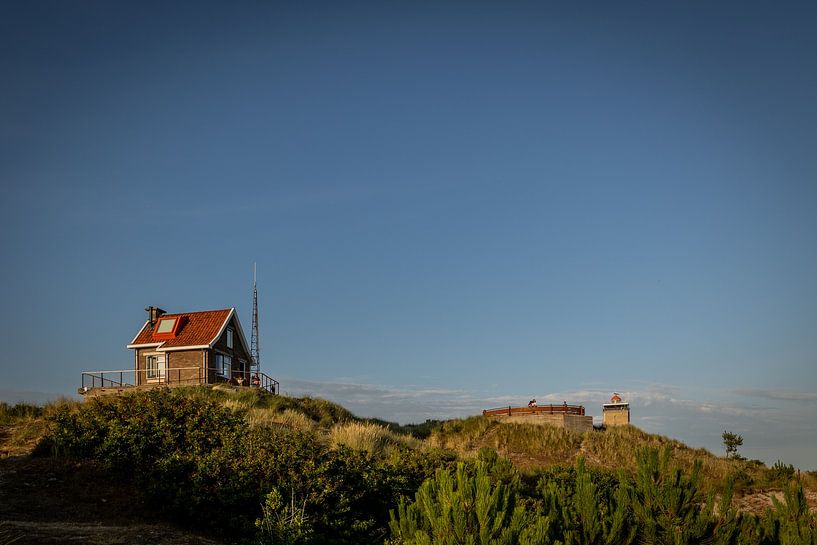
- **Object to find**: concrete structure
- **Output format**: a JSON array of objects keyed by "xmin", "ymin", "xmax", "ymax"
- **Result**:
[
  {"xmin": 602, "ymin": 393, "xmax": 630, "ymax": 427},
  {"xmin": 483, "ymin": 404, "xmax": 594, "ymax": 433}
]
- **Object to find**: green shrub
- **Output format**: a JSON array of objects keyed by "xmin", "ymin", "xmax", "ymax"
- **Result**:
[
  {"xmin": 766, "ymin": 460, "xmax": 797, "ymax": 486},
  {"xmin": 44, "ymin": 388, "xmax": 243, "ymax": 469},
  {"xmin": 256, "ymin": 487, "xmax": 314, "ymax": 545},
  {"xmin": 626, "ymin": 446, "xmax": 745, "ymax": 545},
  {"xmin": 536, "ymin": 458, "xmax": 634, "ymax": 545},
  {"xmin": 760, "ymin": 482, "xmax": 817, "ymax": 545},
  {"xmin": 380, "ymin": 419, "xmax": 444, "ymax": 440},
  {"xmin": 389, "ymin": 460, "xmax": 552, "ymax": 545}
]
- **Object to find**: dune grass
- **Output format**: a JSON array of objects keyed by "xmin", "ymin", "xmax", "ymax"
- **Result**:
[
  {"xmin": 329, "ymin": 421, "xmax": 421, "ymax": 455},
  {"xmin": 424, "ymin": 415, "xmax": 797, "ymax": 493},
  {"xmin": 0, "ymin": 402, "xmax": 42, "ymax": 425},
  {"xmin": 0, "ymin": 398, "xmax": 80, "ymax": 456},
  {"xmin": 193, "ymin": 386, "xmax": 356, "ymax": 427},
  {"xmin": 427, "ymin": 416, "xmax": 584, "ymax": 466},
  {"xmin": 247, "ymin": 407, "xmax": 317, "ymax": 432}
]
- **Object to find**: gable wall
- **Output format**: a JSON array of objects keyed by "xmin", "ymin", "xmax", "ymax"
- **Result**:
[{"xmin": 210, "ymin": 315, "xmax": 251, "ymax": 381}]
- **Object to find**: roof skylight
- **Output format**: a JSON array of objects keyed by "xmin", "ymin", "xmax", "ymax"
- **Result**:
[
  {"xmin": 155, "ymin": 317, "xmax": 177, "ymax": 334},
  {"xmin": 152, "ymin": 315, "xmax": 187, "ymax": 340}
]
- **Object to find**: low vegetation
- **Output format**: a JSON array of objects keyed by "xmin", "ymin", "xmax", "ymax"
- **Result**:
[
  {"xmin": 390, "ymin": 448, "xmax": 817, "ymax": 545},
  {"xmin": 0, "ymin": 399, "xmax": 73, "ymax": 457},
  {"xmin": 426, "ymin": 414, "xmax": 811, "ymax": 494},
  {"xmin": 1, "ymin": 387, "xmax": 815, "ymax": 544}
]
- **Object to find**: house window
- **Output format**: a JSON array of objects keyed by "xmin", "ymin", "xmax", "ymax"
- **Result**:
[
  {"xmin": 215, "ymin": 354, "xmax": 232, "ymax": 378},
  {"xmin": 226, "ymin": 328, "xmax": 234, "ymax": 349},
  {"xmin": 146, "ymin": 355, "xmax": 159, "ymax": 379}
]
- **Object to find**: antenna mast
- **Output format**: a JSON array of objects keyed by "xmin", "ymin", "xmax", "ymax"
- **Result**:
[{"xmin": 251, "ymin": 263, "xmax": 260, "ymax": 376}]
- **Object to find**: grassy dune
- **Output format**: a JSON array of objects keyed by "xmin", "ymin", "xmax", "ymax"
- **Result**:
[
  {"xmin": 426, "ymin": 414, "xmax": 817, "ymax": 493},
  {"xmin": 3, "ymin": 388, "xmax": 811, "ymax": 492},
  {"xmin": 1, "ymin": 387, "xmax": 816, "ymax": 545}
]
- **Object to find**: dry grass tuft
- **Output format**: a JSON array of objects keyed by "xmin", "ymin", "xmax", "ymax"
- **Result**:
[
  {"xmin": 247, "ymin": 408, "xmax": 316, "ymax": 432},
  {"xmin": 221, "ymin": 398, "xmax": 251, "ymax": 413},
  {"xmin": 329, "ymin": 421, "xmax": 419, "ymax": 455}
]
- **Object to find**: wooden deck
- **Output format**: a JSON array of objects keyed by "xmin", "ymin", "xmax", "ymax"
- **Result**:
[{"xmin": 483, "ymin": 403, "xmax": 586, "ymax": 417}]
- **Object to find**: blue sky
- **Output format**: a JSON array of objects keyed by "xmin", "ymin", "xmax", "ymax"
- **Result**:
[{"xmin": 1, "ymin": 1, "xmax": 815, "ymax": 468}]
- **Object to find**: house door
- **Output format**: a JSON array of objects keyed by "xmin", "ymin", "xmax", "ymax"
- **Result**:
[{"xmin": 146, "ymin": 354, "xmax": 167, "ymax": 383}]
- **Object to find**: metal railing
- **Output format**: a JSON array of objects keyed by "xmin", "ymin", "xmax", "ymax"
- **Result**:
[
  {"xmin": 80, "ymin": 367, "xmax": 205, "ymax": 390},
  {"xmin": 255, "ymin": 372, "xmax": 279, "ymax": 395},
  {"xmin": 80, "ymin": 369, "xmax": 135, "ymax": 390},
  {"xmin": 483, "ymin": 403, "xmax": 586, "ymax": 417},
  {"xmin": 80, "ymin": 367, "xmax": 280, "ymax": 395}
]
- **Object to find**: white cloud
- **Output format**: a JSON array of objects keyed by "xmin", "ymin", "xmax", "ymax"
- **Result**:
[{"xmin": 730, "ymin": 389, "xmax": 817, "ymax": 403}]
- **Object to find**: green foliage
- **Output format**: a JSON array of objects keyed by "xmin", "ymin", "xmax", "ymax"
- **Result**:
[
  {"xmin": 627, "ymin": 446, "xmax": 744, "ymax": 545},
  {"xmin": 389, "ymin": 460, "xmax": 550, "ymax": 545},
  {"xmin": 722, "ymin": 430, "xmax": 744, "ymax": 460},
  {"xmin": 538, "ymin": 458, "xmax": 635, "ymax": 545},
  {"xmin": 767, "ymin": 460, "xmax": 797, "ymax": 485},
  {"xmin": 390, "ymin": 419, "xmax": 445, "ymax": 440},
  {"xmin": 760, "ymin": 482, "xmax": 817, "ymax": 545},
  {"xmin": 44, "ymin": 388, "xmax": 242, "ymax": 469},
  {"xmin": 473, "ymin": 448, "xmax": 521, "ymax": 493},
  {"xmin": 256, "ymin": 488, "xmax": 314, "ymax": 545}
]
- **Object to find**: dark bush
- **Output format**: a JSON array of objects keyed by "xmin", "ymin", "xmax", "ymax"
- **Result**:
[{"xmin": 42, "ymin": 388, "xmax": 446, "ymax": 544}]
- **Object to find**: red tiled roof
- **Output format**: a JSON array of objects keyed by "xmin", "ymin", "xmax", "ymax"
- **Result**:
[{"xmin": 128, "ymin": 308, "xmax": 233, "ymax": 350}]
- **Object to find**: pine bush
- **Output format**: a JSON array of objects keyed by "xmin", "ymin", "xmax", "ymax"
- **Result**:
[
  {"xmin": 389, "ymin": 461, "xmax": 550, "ymax": 545},
  {"xmin": 538, "ymin": 457, "xmax": 635, "ymax": 545},
  {"xmin": 762, "ymin": 482, "xmax": 817, "ymax": 545}
]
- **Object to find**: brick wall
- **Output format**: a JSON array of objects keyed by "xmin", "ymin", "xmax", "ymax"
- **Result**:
[{"xmin": 166, "ymin": 350, "xmax": 205, "ymax": 384}]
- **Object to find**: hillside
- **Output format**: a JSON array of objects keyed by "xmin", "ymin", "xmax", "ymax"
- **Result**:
[{"xmin": 1, "ymin": 387, "xmax": 815, "ymax": 545}]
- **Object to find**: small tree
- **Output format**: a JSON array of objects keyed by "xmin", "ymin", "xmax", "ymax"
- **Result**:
[
  {"xmin": 722, "ymin": 431, "xmax": 744, "ymax": 460},
  {"xmin": 255, "ymin": 487, "xmax": 313, "ymax": 545}
]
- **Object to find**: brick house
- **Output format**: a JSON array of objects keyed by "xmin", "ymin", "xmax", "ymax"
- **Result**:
[{"xmin": 127, "ymin": 306, "xmax": 253, "ymax": 387}]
